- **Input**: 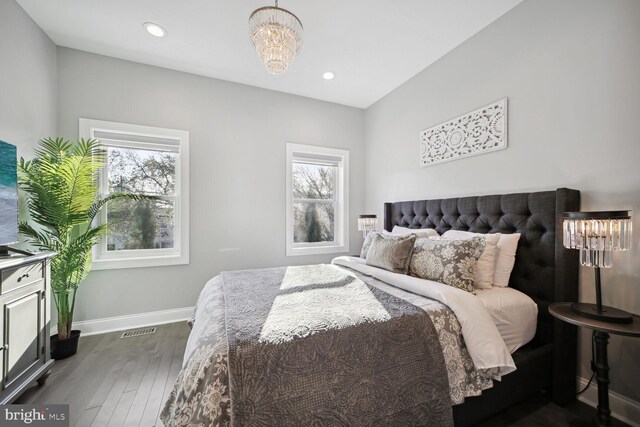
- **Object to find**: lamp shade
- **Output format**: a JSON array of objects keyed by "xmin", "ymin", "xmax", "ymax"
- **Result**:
[
  {"xmin": 357, "ymin": 215, "xmax": 377, "ymax": 232},
  {"xmin": 563, "ymin": 211, "xmax": 632, "ymax": 268}
]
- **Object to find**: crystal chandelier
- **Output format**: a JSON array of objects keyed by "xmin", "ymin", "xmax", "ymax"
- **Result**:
[{"xmin": 249, "ymin": 0, "xmax": 303, "ymax": 75}]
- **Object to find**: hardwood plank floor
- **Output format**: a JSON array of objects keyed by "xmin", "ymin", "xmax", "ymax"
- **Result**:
[
  {"xmin": 16, "ymin": 321, "xmax": 630, "ymax": 427},
  {"xmin": 17, "ymin": 322, "xmax": 189, "ymax": 427}
]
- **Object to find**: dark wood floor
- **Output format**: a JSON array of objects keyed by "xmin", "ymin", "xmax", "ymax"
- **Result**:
[
  {"xmin": 17, "ymin": 322, "xmax": 629, "ymax": 427},
  {"xmin": 476, "ymin": 393, "xmax": 629, "ymax": 427},
  {"xmin": 17, "ymin": 322, "xmax": 189, "ymax": 427}
]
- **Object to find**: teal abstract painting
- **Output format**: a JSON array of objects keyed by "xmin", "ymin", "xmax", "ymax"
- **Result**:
[{"xmin": 0, "ymin": 140, "xmax": 18, "ymax": 245}]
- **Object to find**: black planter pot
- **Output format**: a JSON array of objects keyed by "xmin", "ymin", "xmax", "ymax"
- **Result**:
[{"xmin": 50, "ymin": 330, "xmax": 81, "ymax": 360}]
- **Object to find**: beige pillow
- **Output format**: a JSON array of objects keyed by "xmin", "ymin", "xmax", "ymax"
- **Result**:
[
  {"xmin": 409, "ymin": 236, "xmax": 486, "ymax": 293},
  {"xmin": 365, "ymin": 233, "xmax": 416, "ymax": 274},
  {"xmin": 442, "ymin": 230, "xmax": 501, "ymax": 289},
  {"xmin": 388, "ymin": 226, "xmax": 439, "ymax": 238},
  {"xmin": 493, "ymin": 233, "xmax": 521, "ymax": 287}
]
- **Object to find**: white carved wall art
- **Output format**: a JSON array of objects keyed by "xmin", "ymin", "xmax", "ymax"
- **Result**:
[{"xmin": 419, "ymin": 98, "xmax": 507, "ymax": 167}]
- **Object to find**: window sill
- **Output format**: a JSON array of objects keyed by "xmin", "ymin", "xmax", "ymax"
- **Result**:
[
  {"xmin": 286, "ymin": 244, "xmax": 349, "ymax": 257},
  {"xmin": 91, "ymin": 253, "xmax": 189, "ymax": 270}
]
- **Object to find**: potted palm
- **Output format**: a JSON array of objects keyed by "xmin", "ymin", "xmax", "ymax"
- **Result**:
[{"xmin": 18, "ymin": 138, "xmax": 148, "ymax": 359}]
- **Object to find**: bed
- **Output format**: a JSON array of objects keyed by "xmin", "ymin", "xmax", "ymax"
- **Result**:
[
  {"xmin": 161, "ymin": 187, "xmax": 580, "ymax": 427},
  {"xmin": 383, "ymin": 188, "xmax": 580, "ymax": 426}
]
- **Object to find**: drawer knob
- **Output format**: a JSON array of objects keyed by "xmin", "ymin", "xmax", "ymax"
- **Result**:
[{"xmin": 17, "ymin": 273, "xmax": 30, "ymax": 283}]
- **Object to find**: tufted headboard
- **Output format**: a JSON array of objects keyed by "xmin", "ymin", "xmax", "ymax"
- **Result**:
[{"xmin": 384, "ymin": 187, "xmax": 580, "ymax": 404}]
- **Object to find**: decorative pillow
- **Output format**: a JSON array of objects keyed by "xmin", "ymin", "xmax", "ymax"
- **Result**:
[
  {"xmin": 360, "ymin": 231, "xmax": 381, "ymax": 259},
  {"xmin": 365, "ymin": 233, "xmax": 416, "ymax": 274},
  {"xmin": 493, "ymin": 234, "xmax": 521, "ymax": 287},
  {"xmin": 409, "ymin": 236, "xmax": 486, "ymax": 293},
  {"xmin": 442, "ymin": 230, "xmax": 502, "ymax": 289},
  {"xmin": 388, "ymin": 226, "xmax": 439, "ymax": 238}
]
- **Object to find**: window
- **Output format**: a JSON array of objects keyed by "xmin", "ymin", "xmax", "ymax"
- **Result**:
[
  {"xmin": 80, "ymin": 119, "xmax": 189, "ymax": 269},
  {"xmin": 286, "ymin": 143, "xmax": 349, "ymax": 256}
]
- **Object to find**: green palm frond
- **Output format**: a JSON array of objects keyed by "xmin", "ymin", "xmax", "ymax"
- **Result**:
[
  {"xmin": 20, "ymin": 138, "xmax": 106, "ymax": 233},
  {"xmin": 87, "ymin": 192, "xmax": 152, "ymax": 223},
  {"xmin": 18, "ymin": 222, "xmax": 59, "ymax": 252},
  {"xmin": 50, "ymin": 224, "xmax": 106, "ymax": 293}
]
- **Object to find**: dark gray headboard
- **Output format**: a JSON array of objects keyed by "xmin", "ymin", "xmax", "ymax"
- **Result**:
[{"xmin": 384, "ymin": 188, "xmax": 580, "ymax": 403}]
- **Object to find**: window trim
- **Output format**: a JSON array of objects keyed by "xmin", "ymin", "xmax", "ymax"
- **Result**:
[
  {"xmin": 286, "ymin": 143, "xmax": 349, "ymax": 256},
  {"xmin": 79, "ymin": 118, "xmax": 190, "ymax": 270}
]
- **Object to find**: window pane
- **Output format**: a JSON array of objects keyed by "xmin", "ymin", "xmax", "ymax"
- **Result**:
[
  {"xmin": 292, "ymin": 162, "xmax": 335, "ymax": 200},
  {"xmin": 106, "ymin": 199, "xmax": 175, "ymax": 251},
  {"xmin": 293, "ymin": 202, "xmax": 335, "ymax": 243},
  {"xmin": 107, "ymin": 146, "xmax": 176, "ymax": 196}
]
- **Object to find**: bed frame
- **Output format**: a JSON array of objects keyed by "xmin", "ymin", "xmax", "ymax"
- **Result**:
[{"xmin": 383, "ymin": 187, "xmax": 580, "ymax": 426}]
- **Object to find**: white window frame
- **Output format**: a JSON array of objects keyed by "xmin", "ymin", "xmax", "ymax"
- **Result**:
[
  {"xmin": 286, "ymin": 143, "xmax": 349, "ymax": 256},
  {"xmin": 80, "ymin": 118, "xmax": 190, "ymax": 270}
]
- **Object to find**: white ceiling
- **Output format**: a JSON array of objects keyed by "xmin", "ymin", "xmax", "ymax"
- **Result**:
[{"xmin": 17, "ymin": 0, "xmax": 522, "ymax": 108}]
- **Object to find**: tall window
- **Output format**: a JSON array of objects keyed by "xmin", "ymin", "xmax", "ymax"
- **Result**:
[
  {"xmin": 80, "ymin": 119, "xmax": 189, "ymax": 269},
  {"xmin": 286, "ymin": 143, "xmax": 349, "ymax": 256}
]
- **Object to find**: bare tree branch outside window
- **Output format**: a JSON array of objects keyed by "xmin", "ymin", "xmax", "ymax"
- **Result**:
[
  {"xmin": 105, "ymin": 146, "xmax": 176, "ymax": 251},
  {"xmin": 292, "ymin": 162, "xmax": 335, "ymax": 243}
]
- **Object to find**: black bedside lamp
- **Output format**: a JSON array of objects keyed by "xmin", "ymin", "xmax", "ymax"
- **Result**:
[{"xmin": 563, "ymin": 211, "xmax": 633, "ymax": 323}]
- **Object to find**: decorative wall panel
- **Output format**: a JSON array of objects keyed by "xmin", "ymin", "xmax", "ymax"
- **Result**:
[{"xmin": 419, "ymin": 98, "xmax": 507, "ymax": 167}]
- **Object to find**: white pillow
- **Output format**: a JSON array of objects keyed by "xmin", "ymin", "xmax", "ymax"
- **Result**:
[
  {"xmin": 389, "ymin": 226, "xmax": 439, "ymax": 238},
  {"xmin": 474, "ymin": 287, "xmax": 537, "ymax": 353},
  {"xmin": 442, "ymin": 230, "xmax": 501, "ymax": 289},
  {"xmin": 493, "ymin": 233, "xmax": 521, "ymax": 287}
]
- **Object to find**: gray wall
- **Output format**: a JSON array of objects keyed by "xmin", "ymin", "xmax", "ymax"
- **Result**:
[
  {"xmin": 364, "ymin": 0, "xmax": 640, "ymax": 401},
  {"xmin": 56, "ymin": 48, "xmax": 365, "ymax": 323},
  {"xmin": 0, "ymin": 0, "xmax": 57, "ymax": 159}
]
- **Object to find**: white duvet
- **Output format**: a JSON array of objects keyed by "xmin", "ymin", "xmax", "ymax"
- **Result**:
[{"xmin": 332, "ymin": 256, "xmax": 516, "ymax": 376}]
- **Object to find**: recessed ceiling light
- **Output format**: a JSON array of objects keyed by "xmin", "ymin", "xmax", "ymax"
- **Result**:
[
  {"xmin": 323, "ymin": 71, "xmax": 335, "ymax": 80},
  {"xmin": 143, "ymin": 22, "xmax": 166, "ymax": 38}
]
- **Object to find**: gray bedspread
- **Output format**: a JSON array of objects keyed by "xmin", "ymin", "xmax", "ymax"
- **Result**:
[{"xmin": 161, "ymin": 264, "xmax": 494, "ymax": 427}]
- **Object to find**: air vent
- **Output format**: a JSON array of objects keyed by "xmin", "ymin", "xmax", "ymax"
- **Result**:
[{"xmin": 120, "ymin": 327, "xmax": 157, "ymax": 339}]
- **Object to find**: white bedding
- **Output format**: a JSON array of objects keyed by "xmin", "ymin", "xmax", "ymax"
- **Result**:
[
  {"xmin": 332, "ymin": 256, "xmax": 516, "ymax": 376},
  {"xmin": 475, "ymin": 287, "xmax": 538, "ymax": 354}
]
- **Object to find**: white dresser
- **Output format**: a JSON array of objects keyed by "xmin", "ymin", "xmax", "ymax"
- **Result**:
[{"xmin": 0, "ymin": 251, "xmax": 55, "ymax": 403}]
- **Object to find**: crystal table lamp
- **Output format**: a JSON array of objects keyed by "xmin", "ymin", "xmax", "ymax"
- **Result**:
[
  {"xmin": 563, "ymin": 211, "xmax": 633, "ymax": 323},
  {"xmin": 358, "ymin": 215, "xmax": 377, "ymax": 238}
]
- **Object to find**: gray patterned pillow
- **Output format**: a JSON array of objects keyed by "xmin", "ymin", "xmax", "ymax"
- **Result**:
[
  {"xmin": 360, "ymin": 231, "xmax": 381, "ymax": 259},
  {"xmin": 409, "ymin": 236, "xmax": 486, "ymax": 293},
  {"xmin": 365, "ymin": 233, "xmax": 416, "ymax": 274}
]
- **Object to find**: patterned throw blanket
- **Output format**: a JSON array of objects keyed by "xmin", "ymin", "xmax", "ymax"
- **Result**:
[{"xmin": 162, "ymin": 264, "xmax": 494, "ymax": 426}]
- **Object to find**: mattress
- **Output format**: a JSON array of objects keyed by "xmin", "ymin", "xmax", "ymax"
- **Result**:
[{"xmin": 475, "ymin": 287, "xmax": 538, "ymax": 353}]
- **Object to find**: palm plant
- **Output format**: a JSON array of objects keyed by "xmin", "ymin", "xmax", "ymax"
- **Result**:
[{"xmin": 18, "ymin": 138, "xmax": 148, "ymax": 341}]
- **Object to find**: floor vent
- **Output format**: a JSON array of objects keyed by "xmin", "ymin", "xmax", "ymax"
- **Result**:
[{"xmin": 120, "ymin": 327, "xmax": 157, "ymax": 339}]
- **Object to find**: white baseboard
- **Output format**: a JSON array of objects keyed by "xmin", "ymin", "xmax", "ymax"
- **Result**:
[
  {"xmin": 51, "ymin": 306, "xmax": 194, "ymax": 337},
  {"xmin": 577, "ymin": 376, "xmax": 640, "ymax": 427}
]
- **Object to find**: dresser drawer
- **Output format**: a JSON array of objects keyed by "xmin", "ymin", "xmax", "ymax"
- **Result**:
[{"xmin": 1, "ymin": 263, "xmax": 44, "ymax": 294}]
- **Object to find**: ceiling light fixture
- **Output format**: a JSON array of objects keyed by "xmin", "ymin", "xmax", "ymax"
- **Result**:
[
  {"xmin": 143, "ymin": 22, "xmax": 166, "ymax": 38},
  {"xmin": 249, "ymin": 0, "xmax": 303, "ymax": 75},
  {"xmin": 323, "ymin": 71, "xmax": 335, "ymax": 80}
]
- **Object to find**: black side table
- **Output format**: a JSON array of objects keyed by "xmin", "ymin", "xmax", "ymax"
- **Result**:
[{"xmin": 549, "ymin": 302, "xmax": 640, "ymax": 426}]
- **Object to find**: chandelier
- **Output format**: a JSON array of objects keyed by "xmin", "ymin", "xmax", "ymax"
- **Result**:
[{"xmin": 249, "ymin": 0, "xmax": 303, "ymax": 75}]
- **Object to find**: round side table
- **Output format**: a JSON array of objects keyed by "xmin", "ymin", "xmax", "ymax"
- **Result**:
[{"xmin": 549, "ymin": 302, "xmax": 640, "ymax": 426}]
